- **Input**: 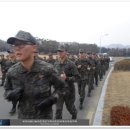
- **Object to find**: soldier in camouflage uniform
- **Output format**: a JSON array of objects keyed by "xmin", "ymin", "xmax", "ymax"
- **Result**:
[
  {"xmin": 75, "ymin": 49, "xmax": 91, "ymax": 109},
  {"xmin": 5, "ymin": 50, "xmax": 18, "ymax": 114},
  {"xmin": 47, "ymin": 53, "xmax": 56, "ymax": 65},
  {"xmin": 87, "ymin": 52, "xmax": 95, "ymax": 96},
  {"xmin": 4, "ymin": 30, "xmax": 66, "ymax": 119},
  {"xmin": 91, "ymin": 53, "xmax": 100, "ymax": 87},
  {"xmin": 99, "ymin": 55, "xmax": 106, "ymax": 80},
  {"xmin": 0, "ymin": 54, "xmax": 7, "ymax": 86},
  {"xmin": 54, "ymin": 45, "xmax": 79, "ymax": 119}
]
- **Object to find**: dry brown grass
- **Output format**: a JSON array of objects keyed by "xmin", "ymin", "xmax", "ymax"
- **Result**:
[{"xmin": 102, "ymin": 71, "xmax": 130, "ymax": 125}]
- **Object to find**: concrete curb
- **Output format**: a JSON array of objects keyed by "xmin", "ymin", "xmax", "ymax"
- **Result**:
[{"xmin": 92, "ymin": 66, "xmax": 114, "ymax": 126}]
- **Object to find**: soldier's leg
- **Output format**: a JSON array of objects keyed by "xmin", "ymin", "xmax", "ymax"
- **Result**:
[
  {"xmin": 9, "ymin": 101, "xmax": 17, "ymax": 114},
  {"xmin": 90, "ymin": 73, "xmax": 94, "ymax": 90},
  {"xmin": 55, "ymin": 96, "xmax": 64, "ymax": 119},
  {"xmin": 64, "ymin": 87, "xmax": 77, "ymax": 119},
  {"xmin": 94, "ymin": 72, "xmax": 98, "ymax": 86},
  {"xmin": 43, "ymin": 108, "xmax": 53, "ymax": 119},
  {"xmin": 1, "ymin": 72, "xmax": 6, "ymax": 86},
  {"xmin": 99, "ymin": 69, "xmax": 102, "ymax": 81},
  {"xmin": 100, "ymin": 66, "xmax": 104, "ymax": 79},
  {"xmin": 87, "ymin": 76, "xmax": 91, "ymax": 97},
  {"xmin": 77, "ymin": 79, "xmax": 82, "ymax": 95},
  {"xmin": 79, "ymin": 80, "xmax": 86, "ymax": 109}
]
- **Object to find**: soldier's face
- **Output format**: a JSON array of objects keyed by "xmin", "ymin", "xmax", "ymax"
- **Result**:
[
  {"xmin": 12, "ymin": 41, "xmax": 36, "ymax": 61},
  {"xmin": 79, "ymin": 53, "xmax": 85, "ymax": 58},
  {"xmin": 57, "ymin": 51, "xmax": 66, "ymax": 59}
]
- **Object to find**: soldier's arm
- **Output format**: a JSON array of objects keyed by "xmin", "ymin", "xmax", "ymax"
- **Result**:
[
  {"xmin": 45, "ymin": 65, "xmax": 66, "ymax": 94},
  {"xmin": 4, "ymin": 70, "xmax": 24, "ymax": 101},
  {"xmin": 4, "ymin": 71, "xmax": 13, "ymax": 99},
  {"xmin": 66, "ymin": 62, "xmax": 80, "ymax": 82}
]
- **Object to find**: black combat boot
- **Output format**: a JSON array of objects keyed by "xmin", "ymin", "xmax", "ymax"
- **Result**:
[
  {"xmin": 79, "ymin": 103, "xmax": 83, "ymax": 110},
  {"xmin": 0, "ymin": 82, "xmax": 4, "ymax": 86},
  {"xmin": 9, "ymin": 106, "xmax": 16, "ymax": 114},
  {"xmin": 79, "ymin": 99, "xmax": 83, "ymax": 110},
  {"xmin": 72, "ymin": 114, "xmax": 77, "ymax": 119}
]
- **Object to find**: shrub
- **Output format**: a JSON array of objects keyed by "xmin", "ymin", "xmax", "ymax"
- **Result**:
[
  {"xmin": 114, "ymin": 59, "xmax": 130, "ymax": 71},
  {"xmin": 111, "ymin": 106, "xmax": 130, "ymax": 125}
]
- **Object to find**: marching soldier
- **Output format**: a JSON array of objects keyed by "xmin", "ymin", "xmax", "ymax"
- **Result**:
[
  {"xmin": 75, "ymin": 49, "xmax": 91, "ymax": 109},
  {"xmin": 54, "ymin": 45, "xmax": 80, "ymax": 119},
  {"xmin": 0, "ymin": 54, "xmax": 7, "ymax": 86},
  {"xmin": 5, "ymin": 50, "xmax": 18, "ymax": 114},
  {"xmin": 47, "ymin": 53, "xmax": 55, "ymax": 65},
  {"xmin": 87, "ymin": 52, "xmax": 95, "ymax": 96},
  {"xmin": 4, "ymin": 30, "xmax": 66, "ymax": 119}
]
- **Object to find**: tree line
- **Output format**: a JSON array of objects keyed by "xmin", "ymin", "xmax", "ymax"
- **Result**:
[{"xmin": 0, "ymin": 38, "xmax": 130, "ymax": 56}]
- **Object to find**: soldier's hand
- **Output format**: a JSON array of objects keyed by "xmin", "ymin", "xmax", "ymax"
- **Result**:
[
  {"xmin": 77, "ymin": 65, "xmax": 81, "ymax": 68},
  {"xmin": 35, "ymin": 96, "xmax": 58, "ymax": 110},
  {"xmin": 60, "ymin": 72, "xmax": 67, "ymax": 81},
  {"xmin": 5, "ymin": 88, "xmax": 23, "ymax": 101},
  {"xmin": 87, "ymin": 67, "xmax": 91, "ymax": 70}
]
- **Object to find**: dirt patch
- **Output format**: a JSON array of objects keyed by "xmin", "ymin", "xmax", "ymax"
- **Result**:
[{"xmin": 102, "ymin": 71, "xmax": 130, "ymax": 125}]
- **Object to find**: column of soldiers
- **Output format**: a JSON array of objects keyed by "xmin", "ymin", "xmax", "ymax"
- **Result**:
[{"xmin": 1, "ymin": 30, "xmax": 110, "ymax": 119}]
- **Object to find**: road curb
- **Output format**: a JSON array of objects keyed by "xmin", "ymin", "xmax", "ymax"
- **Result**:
[{"xmin": 92, "ymin": 66, "xmax": 114, "ymax": 126}]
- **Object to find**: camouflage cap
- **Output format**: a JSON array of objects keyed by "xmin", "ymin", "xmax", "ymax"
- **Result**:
[
  {"xmin": 87, "ymin": 51, "xmax": 92, "ymax": 55},
  {"xmin": 7, "ymin": 30, "xmax": 37, "ymax": 45},
  {"xmin": 79, "ymin": 49, "xmax": 85, "ymax": 53},
  {"xmin": 57, "ymin": 45, "xmax": 67, "ymax": 52}
]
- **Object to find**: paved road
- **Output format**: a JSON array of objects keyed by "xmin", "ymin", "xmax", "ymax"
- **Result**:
[{"xmin": 0, "ymin": 62, "xmax": 115, "ymax": 125}]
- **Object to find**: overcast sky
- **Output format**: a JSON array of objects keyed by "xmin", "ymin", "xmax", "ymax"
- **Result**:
[{"xmin": 1, "ymin": 1, "xmax": 130, "ymax": 46}]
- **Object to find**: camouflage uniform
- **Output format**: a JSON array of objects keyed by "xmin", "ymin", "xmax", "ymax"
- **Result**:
[
  {"xmin": 87, "ymin": 54, "xmax": 95, "ymax": 96},
  {"xmin": 75, "ymin": 49, "xmax": 91, "ymax": 109},
  {"xmin": 4, "ymin": 30, "xmax": 66, "ymax": 119},
  {"xmin": 54, "ymin": 46, "xmax": 79, "ymax": 119},
  {"xmin": 99, "ymin": 56, "xmax": 105, "ymax": 80},
  {"xmin": 47, "ymin": 53, "xmax": 56, "ymax": 65},
  {"xmin": 92, "ymin": 54, "xmax": 100, "ymax": 87},
  {"xmin": 0, "ymin": 55, "xmax": 7, "ymax": 86},
  {"xmin": 4, "ymin": 60, "xmax": 66, "ymax": 119},
  {"xmin": 5, "ymin": 51, "xmax": 18, "ymax": 114}
]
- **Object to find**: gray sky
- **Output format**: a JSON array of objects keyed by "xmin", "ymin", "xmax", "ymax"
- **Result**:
[{"xmin": 1, "ymin": 1, "xmax": 130, "ymax": 46}]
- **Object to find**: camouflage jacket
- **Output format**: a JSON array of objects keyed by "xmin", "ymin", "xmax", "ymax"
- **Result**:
[
  {"xmin": 0, "ymin": 58, "xmax": 7, "ymax": 72},
  {"xmin": 54, "ymin": 58, "xmax": 80, "ymax": 86},
  {"xmin": 75, "ymin": 58, "xmax": 91, "ymax": 80},
  {"xmin": 4, "ymin": 59, "xmax": 65, "ymax": 118}
]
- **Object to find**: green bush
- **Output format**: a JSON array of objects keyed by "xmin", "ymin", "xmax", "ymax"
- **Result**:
[{"xmin": 114, "ymin": 59, "xmax": 130, "ymax": 71}]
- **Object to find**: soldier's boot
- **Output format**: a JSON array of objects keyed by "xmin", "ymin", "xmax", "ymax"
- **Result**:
[
  {"xmin": 79, "ymin": 103, "xmax": 83, "ymax": 110},
  {"xmin": 72, "ymin": 114, "xmax": 77, "ymax": 119},
  {"xmin": 87, "ymin": 93, "xmax": 91, "ymax": 97},
  {"xmin": 9, "ymin": 107, "xmax": 16, "ymax": 114},
  {"xmin": 0, "ymin": 81, "xmax": 4, "ymax": 86},
  {"xmin": 79, "ymin": 99, "xmax": 83, "ymax": 110}
]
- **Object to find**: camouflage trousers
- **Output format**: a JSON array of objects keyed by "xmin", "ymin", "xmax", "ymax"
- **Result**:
[
  {"xmin": 88, "ymin": 72, "xmax": 94, "ymax": 93},
  {"xmin": 55, "ymin": 86, "xmax": 77, "ymax": 119},
  {"xmin": 1, "ymin": 72, "xmax": 6, "ymax": 85},
  {"xmin": 78, "ymin": 79, "xmax": 88, "ymax": 104},
  {"xmin": 18, "ymin": 106, "xmax": 53, "ymax": 119},
  {"xmin": 99, "ymin": 66, "xmax": 104, "ymax": 80},
  {"xmin": 94, "ymin": 71, "xmax": 98, "ymax": 86}
]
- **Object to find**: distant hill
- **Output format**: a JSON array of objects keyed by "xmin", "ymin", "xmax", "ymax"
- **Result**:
[{"xmin": 106, "ymin": 44, "xmax": 130, "ymax": 49}]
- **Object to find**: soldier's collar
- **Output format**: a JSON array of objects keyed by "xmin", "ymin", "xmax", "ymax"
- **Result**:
[
  {"xmin": 58, "ymin": 56, "xmax": 67, "ymax": 64},
  {"xmin": 19, "ymin": 60, "xmax": 41, "ymax": 73}
]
